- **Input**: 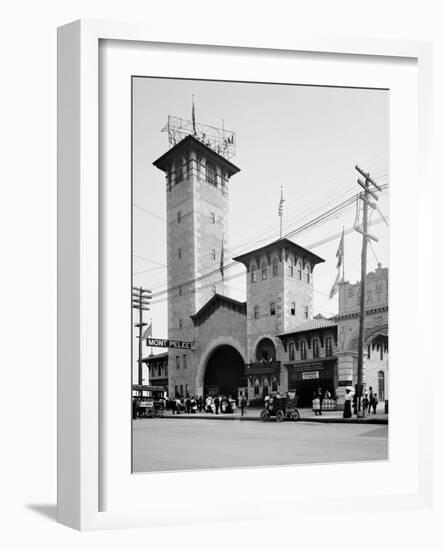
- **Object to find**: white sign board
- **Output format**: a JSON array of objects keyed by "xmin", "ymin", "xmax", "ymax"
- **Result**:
[{"xmin": 302, "ymin": 371, "xmax": 320, "ymax": 380}]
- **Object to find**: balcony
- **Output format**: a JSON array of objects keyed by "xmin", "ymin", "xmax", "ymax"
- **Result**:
[{"xmin": 246, "ymin": 360, "xmax": 281, "ymax": 376}]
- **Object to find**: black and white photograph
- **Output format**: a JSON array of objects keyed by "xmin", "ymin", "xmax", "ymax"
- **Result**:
[{"xmin": 131, "ymin": 77, "xmax": 389, "ymax": 473}]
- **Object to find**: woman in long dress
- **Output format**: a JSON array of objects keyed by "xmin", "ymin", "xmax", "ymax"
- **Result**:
[{"xmin": 343, "ymin": 388, "xmax": 352, "ymax": 418}]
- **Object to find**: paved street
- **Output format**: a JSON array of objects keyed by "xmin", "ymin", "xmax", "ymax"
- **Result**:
[{"xmin": 133, "ymin": 418, "xmax": 388, "ymax": 473}]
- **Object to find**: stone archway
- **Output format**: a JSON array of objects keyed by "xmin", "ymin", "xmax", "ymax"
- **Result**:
[
  {"xmin": 195, "ymin": 336, "xmax": 247, "ymax": 396},
  {"xmin": 203, "ymin": 345, "xmax": 246, "ymax": 397}
]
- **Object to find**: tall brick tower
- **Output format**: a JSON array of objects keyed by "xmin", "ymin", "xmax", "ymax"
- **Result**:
[
  {"xmin": 233, "ymin": 239, "xmax": 325, "ymax": 364},
  {"xmin": 153, "ymin": 121, "xmax": 240, "ymax": 397}
]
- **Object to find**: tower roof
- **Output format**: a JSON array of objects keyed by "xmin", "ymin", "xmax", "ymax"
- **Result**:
[
  {"xmin": 232, "ymin": 238, "xmax": 325, "ymax": 270},
  {"xmin": 153, "ymin": 134, "xmax": 240, "ymax": 177}
]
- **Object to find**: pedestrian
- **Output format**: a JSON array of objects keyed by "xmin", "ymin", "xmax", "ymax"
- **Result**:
[
  {"xmin": 352, "ymin": 391, "xmax": 358, "ymax": 416},
  {"xmin": 185, "ymin": 395, "xmax": 191, "ymax": 414},
  {"xmin": 372, "ymin": 393, "xmax": 378, "ymax": 414},
  {"xmin": 214, "ymin": 395, "xmax": 220, "ymax": 415},
  {"xmin": 312, "ymin": 395, "xmax": 321, "ymax": 416},
  {"xmin": 343, "ymin": 389, "xmax": 352, "ymax": 418},
  {"xmin": 240, "ymin": 395, "xmax": 247, "ymax": 416},
  {"xmin": 367, "ymin": 386, "xmax": 374, "ymax": 415},
  {"xmin": 197, "ymin": 395, "xmax": 203, "ymax": 412},
  {"xmin": 362, "ymin": 393, "xmax": 369, "ymax": 412},
  {"xmin": 317, "ymin": 387, "xmax": 323, "ymax": 415},
  {"xmin": 132, "ymin": 398, "xmax": 138, "ymax": 420}
]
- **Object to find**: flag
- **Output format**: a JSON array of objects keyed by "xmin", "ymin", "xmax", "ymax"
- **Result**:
[
  {"xmin": 278, "ymin": 186, "xmax": 285, "ymax": 217},
  {"xmin": 336, "ymin": 228, "xmax": 344, "ymax": 269},
  {"xmin": 329, "ymin": 229, "xmax": 345, "ymax": 299},
  {"xmin": 192, "ymin": 95, "xmax": 196, "ymax": 135},
  {"xmin": 219, "ymin": 234, "xmax": 225, "ymax": 280},
  {"xmin": 329, "ymin": 271, "xmax": 340, "ymax": 299},
  {"xmin": 143, "ymin": 321, "xmax": 152, "ymax": 339}
]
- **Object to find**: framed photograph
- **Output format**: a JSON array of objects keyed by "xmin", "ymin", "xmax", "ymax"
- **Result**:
[{"xmin": 57, "ymin": 20, "xmax": 433, "ymax": 530}]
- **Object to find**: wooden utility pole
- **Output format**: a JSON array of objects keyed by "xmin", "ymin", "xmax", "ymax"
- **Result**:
[
  {"xmin": 355, "ymin": 166, "xmax": 382, "ymax": 415},
  {"xmin": 132, "ymin": 286, "xmax": 152, "ymax": 386}
]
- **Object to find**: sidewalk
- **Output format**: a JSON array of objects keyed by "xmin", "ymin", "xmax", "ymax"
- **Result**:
[{"xmin": 160, "ymin": 407, "xmax": 388, "ymax": 425}]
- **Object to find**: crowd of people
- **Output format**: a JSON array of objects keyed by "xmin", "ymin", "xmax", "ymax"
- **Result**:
[
  {"xmin": 343, "ymin": 385, "xmax": 379, "ymax": 418},
  {"xmin": 161, "ymin": 394, "xmax": 249, "ymax": 416}
]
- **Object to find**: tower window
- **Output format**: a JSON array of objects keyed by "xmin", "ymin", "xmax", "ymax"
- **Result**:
[
  {"xmin": 176, "ymin": 356, "xmax": 180, "ymax": 369},
  {"xmin": 254, "ymin": 306, "xmax": 260, "ymax": 319},
  {"xmin": 176, "ymin": 159, "xmax": 184, "ymax": 183},
  {"xmin": 177, "ymin": 210, "xmax": 182, "ymax": 223},
  {"xmin": 262, "ymin": 263, "xmax": 267, "ymax": 280},
  {"xmin": 210, "ymin": 212, "xmax": 215, "ymax": 224},
  {"xmin": 178, "ymin": 248, "xmax": 182, "ymax": 259},
  {"xmin": 290, "ymin": 302, "xmax": 296, "ymax": 315},
  {"xmin": 313, "ymin": 339, "xmax": 319, "ymax": 358},
  {"xmin": 297, "ymin": 263, "xmax": 302, "ymax": 280},
  {"xmin": 206, "ymin": 162, "xmax": 216, "ymax": 185},
  {"xmin": 251, "ymin": 265, "xmax": 257, "ymax": 283},
  {"xmin": 304, "ymin": 306, "xmax": 309, "ymax": 319},
  {"xmin": 211, "ymin": 249, "xmax": 216, "ymax": 260},
  {"xmin": 183, "ymin": 354, "xmax": 187, "ymax": 369},
  {"xmin": 288, "ymin": 260, "xmax": 294, "ymax": 277},
  {"xmin": 270, "ymin": 302, "xmax": 276, "ymax": 316},
  {"xmin": 300, "ymin": 341, "xmax": 307, "ymax": 360},
  {"xmin": 289, "ymin": 342, "xmax": 295, "ymax": 361},
  {"xmin": 272, "ymin": 258, "xmax": 278, "ymax": 276},
  {"xmin": 179, "ymin": 319, "xmax": 183, "ymax": 329}
]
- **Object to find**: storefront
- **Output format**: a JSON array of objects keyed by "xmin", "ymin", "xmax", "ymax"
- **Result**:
[{"xmin": 286, "ymin": 358, "xmax": 337, "ymax": 408}]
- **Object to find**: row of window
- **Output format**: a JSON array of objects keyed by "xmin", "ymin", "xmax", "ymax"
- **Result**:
[
  {"xmin": 174, "ymin": 384, "xmax": 190, "ymax": 398},
  {"xmin": 253, "ymin": 376, "xmax": 279, "ymax": 396},
  {"xmin": 173, "ymin": 159, "xmax": 227, "ymax": 188},
  {"xmin": 288, "ymin": 337, "xmax": 333, "ymax": 361},
  {"xmin": 175, "ymin": 354, "xmax": 187, "ymax": 369},
  {"xmin": 250, "ymin": 261, "xmax": 311, "ymax": 282},
  {"xmin": 176, "ymin": 247, "xmax": 218, "ymax": 261},
  {"xmin": 149, "ymin": 363, "xmax": 168, "ymax": 377},
  {"xmin": 177, "ymin": 211, "xmax": 217, "ymax": 224},
  {"xmin": 253, "ymin": 303, "xmax": 308, "ymax": 319}
]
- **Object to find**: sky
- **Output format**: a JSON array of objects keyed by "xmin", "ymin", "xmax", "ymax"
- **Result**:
[{"xmin": 132, "ymin": 77, "xmax": 389, "ymax": 357}]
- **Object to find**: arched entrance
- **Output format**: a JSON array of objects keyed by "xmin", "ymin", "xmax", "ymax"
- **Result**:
[{"xmin": 204, "ymin": 345, "xmax": 246, "ymax": 397}]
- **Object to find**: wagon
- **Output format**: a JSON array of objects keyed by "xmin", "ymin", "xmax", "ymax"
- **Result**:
[
  {"xmin": 260, "ymin": 395, "xmax": 300, "ymax": 422},
  {"xmin": 137, "ymin": 399, "xmax": 164, "ymax": 418}
]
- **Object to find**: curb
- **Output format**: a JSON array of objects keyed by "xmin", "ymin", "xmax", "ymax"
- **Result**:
[{"xmin": 155, "ymin": 414, "xmax": 388, "ymax": 425}]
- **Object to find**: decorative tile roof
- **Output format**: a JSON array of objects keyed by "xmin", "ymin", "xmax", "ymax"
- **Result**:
[{"xmin": 278, "ymin": 318, "xmax": 337, "ymax": 337}]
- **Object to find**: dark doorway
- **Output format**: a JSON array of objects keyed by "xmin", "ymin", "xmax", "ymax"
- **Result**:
[
  {"xmin": 204, "ymin": 345, "xmax": 246, "ymax": 397},
  {"xmin": 289, "ymin": 377, "xmax": 335, "ymax": 408}
]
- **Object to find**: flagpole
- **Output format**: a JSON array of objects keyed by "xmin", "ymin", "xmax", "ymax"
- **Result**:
[
  {"xmin": 279, "ymin": 186, "xmax": 284, "ymax": 238},
  {"xmin": 342, "ymin": 226, "xmax": 345, "ymax": 282}
]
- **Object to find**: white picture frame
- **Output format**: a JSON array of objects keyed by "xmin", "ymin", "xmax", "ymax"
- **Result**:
[{"xmin": 57, "ymin": 19, "xmax": 433, "ymax": 531}]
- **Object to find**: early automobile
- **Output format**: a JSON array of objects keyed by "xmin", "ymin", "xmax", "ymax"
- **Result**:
[{"xmin": 260, "ymin": 394, "xmax": 300, "ymax": 422}]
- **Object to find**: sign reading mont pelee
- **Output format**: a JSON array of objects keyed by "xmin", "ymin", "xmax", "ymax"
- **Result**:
[{"xmin": 146, "ymin": 337, "xmax": 193, "ymax": 350}]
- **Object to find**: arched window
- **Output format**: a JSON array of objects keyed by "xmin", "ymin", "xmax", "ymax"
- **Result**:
[
  {"xmin": 263, "ymin": 378, "xmax": 269, "ymax": 397},
  {"xmin": 254, "ymin": 378, "xmax": 260, "ymax": 396},
  {"xmin": 272, "ymin": 257, "xmax": 278, "ymax": 277},
  {"xmin": 262, "ymin": 262, "xmax": 267, "ymax": 280},
  {"xmin": 206, "ymin": 162, "xmax": 216, "ymax": 185},
  {"xmin": 288, "ymin": 259, "xmax": 294, "ymax": 277},
  {"xmin": 256, "ymin": 338, "xmax": 276, "ymax": 361},
  {"xmin": 251, "ymin": 264, "xmax": 257, "ymax": 283},
  {"xmin": 378, "ymin": 371, "xmax": 385, "ymax": 401}
]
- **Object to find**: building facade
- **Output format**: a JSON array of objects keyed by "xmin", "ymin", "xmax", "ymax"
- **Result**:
[{"xmin": 143, "ymin": 123, "xmax": 389, "ymax": 406}]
